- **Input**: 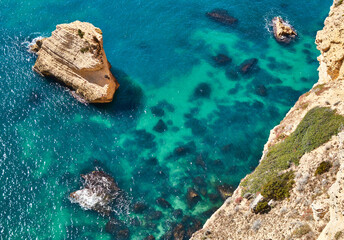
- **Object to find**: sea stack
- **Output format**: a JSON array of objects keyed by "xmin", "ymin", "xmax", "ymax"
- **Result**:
[
  {"xmin": 31, "ymin": 21, "xmax": 119, "ymax": 103},
  {"xmin": 272, "ymin": 17, "xmax": 297, "ymax": 44}
]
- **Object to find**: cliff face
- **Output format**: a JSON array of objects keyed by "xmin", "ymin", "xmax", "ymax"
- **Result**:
[
  {"xmin": 191, "ymin": 1, "xmax": 344, "ymax": 240},
  {"xmin": 32, "ymin": 21, "xmax": 118, "ymax": 103}
]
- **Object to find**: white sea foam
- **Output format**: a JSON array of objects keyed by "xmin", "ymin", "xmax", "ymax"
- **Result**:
[{"xmin": 22, "ymin": 35, "xmax": 44, "ymax": 53}]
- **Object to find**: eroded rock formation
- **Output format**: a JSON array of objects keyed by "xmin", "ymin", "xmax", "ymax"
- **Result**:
[
  {"xmin": 272, "ymin": 17, "xmax": 297, "ymax": 44},
  {"xmin": 32, "ymin": 21, "xmax": 119, "ymax": 103},
  {"xmin": 191, "ymin": 1, "xmax": 344, "ymax": 240}
]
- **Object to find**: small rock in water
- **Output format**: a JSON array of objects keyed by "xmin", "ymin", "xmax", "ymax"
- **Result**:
[
  {"xmin": 156, "ymin": 197, "xmax": 172, "ymax": 208},
  {"xmin": 105, "ymin": 219, "xmax": 130, "ymax": 240},
  {"xmin": 153, "ymin": 119, "xmax": 168, "ymax": 133},
  {"xmin": 186, "ymin": 188, "xmax": 202, "ymax": 208},
  {"xmin": 193, "ymin": 82, "xmax": 211, "ymax": 99},
  {"xmin": 212, "ymin": 54, "xmax": 232, "ymax": 66},
  {"xmin": 272, "ymin": 17, "xmax": 297, "ymax": 44},
  {"xmin": 239, "ymin": 58, "xmax": 258, "ymax": 74},
  {"xmin": 69, "ymin": 170, "xmax": 120, "ymax": 215},
  {"xmin": 206, "ymin": 9, "xmax": 238, "ymax": 25}
]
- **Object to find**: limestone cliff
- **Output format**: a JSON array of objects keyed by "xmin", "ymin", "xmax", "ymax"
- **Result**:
[
  {"xmin": 191, "ymin": 1, "xmax": 344, "ymax": 240},
  {"xmin": 32, "ymin": 21, "xmax": 118, "ymax": 103}
]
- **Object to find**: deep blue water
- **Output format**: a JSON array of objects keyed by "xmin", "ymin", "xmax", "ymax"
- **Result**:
[{"xmin": 0, "ymin": 0, "xmax": 332, "ymax": 239}]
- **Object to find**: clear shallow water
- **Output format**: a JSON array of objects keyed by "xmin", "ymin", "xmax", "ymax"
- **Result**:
[{"xmin": 0, "ymin": 0, "xmax": 332, "ymax": 239}]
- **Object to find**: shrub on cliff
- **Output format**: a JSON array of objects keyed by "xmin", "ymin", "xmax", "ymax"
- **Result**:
[
  {"xmin": 261, "ymin": 171, "xmax": 294, "ymax": 201},
  {"xmin": 292, "ymin": 224, "xmax": 311, "ymax": 238},
  {"xmin": 253, "ymin": 200, "xmax": 271, "ymax": 214},
  {"xmin": 315, "ymin": 161, "xmax": 332, "ymax": 176},
  {"xmin": 241, "ymin": 107, "xmax": 344, "ymax": 195}
]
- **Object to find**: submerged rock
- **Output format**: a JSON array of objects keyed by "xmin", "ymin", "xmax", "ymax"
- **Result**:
[
  {"xmin": 69, "ymin": 170, "xmax": 120, "ymax": 214},
  {"xmin": 105, "ymin": 219, "xmax": 130, "ymax": 240},
  {"xmin": 173, "ymin": 209, "xmax": 183, "ymax": 219},
  {"xmin": 255, "ymin": 85, "xmax": 268, "ymax": 97},
  {"xmin": 153, "ymin": 119, "xmax": 168, "ymax": 133},
  {"xmin": 186, "ymin": 188, "xmax": 202, "ymax": 208},
  {"xmin": 143, "ymin": 235, "xmax": 155, "ymax": 240},
  {"xmin": 133, "ymin": 202, "xmax": 148, "ymax": 214},
  {"xmin": 173, "ymin": 141, "xmax": 196, "ymax": 157},
  {"xmin": 217, "ymin": 183, "xmax": 234, "ymax": 200},
  {"xmin": 212, "ymin": 54, "xmax": 232, "ymax": 66},
  {"xmin": 193, "ymin": 82, "xmax": 211, "ymax": 99},
  {"xmin": 32, "ymin": 21, "xmax": 119, "ymax": 103},
  {"xmin": 146, "ymin": 210, "xmax": 163, "ymax": 221},
  {"xmin": 156, "ymin": 197, "xmax": 172, "ymax": 208},
  {"xmin": 239, "ymin": 58, "xmax": 258, "ymax": 74},
  {"xmin": 272, "ymin": 17, "xmax": 297, "ymax": 44},
  {"xmin": 206, "ymin": 9, "xmax": 238, "ymax": 26}
]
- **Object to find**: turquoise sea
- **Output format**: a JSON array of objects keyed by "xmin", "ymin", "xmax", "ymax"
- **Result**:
[{"xmin": 0, "ymin": 0, "xmax": 332, "ymax": 239}]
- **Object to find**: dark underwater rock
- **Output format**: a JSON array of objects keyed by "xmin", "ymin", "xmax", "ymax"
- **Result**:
[
  {"xmin": 193, "ymin": 82, "xmax": 211, "ymax": 99},
  {"xmin": 174, "ymin": 141, "xmax": 196, "ymax": 157},
  {"xmin": 134, "ymin": 130, "xmax": 156, "ymax": 149},
  {"xmin": 208, "ymin": 193, "xmax": 221, "ymax": 203},
  {"xmin": 193, "ymin": 176, "xmax": 206, "ymax": 187},
  {"xmin": 173, "ymin": 209, "xmax": 183, "ymax": 219},
  {"xmin": 156, "ymin": 197, "xmax": 172, "ymax": 208},
  {"xmin": 185, "ymin": 118, "xmax": 207, "ymax": 135},
  {"xmin": 151, "ymin": 106, "xmax": 165, "ymax": 117},
  {"xmin": 255, "ymin": 85, "xmax": 268, "ymax": 97},
  {"xmin": 202, "ymin": 207, "xmax": 219, "ymax": 218},
  {"xmin": 206, "ymin": 9, "xmax": 238, "ymax": 25},
  {"xmin": 195, "ymin": 154, "xmax": 207, "ymax": 169},
  {"xmin": 239, "ymin": 58, "xmax": 258, "ymax": 74},
  {"xmin": 146, "ymin": 210, "xmax": 163, "ymax": 221},
  {"xmin": 69, "ymin": 170, "xmax": 120, "ymax": 215},
  {"xmin": 186, "ymin": 188, "xmax": 202, "ymax": 208},
  {"xmin": 143, "ymin": 235, "xmax": 155, "ymax": 240},
  {"xmin": 212, "ymin": 54, "xmax": 232, "ymax": 66},
  {"xmin": 105, "ymin": 219, "xmax": 130, "ymax": 240},
  {"xmin": 226, "ymin": 68, "xmax": 239, "ymax": 80},
  {"xmin": 153, "ymin": 119, "xmax": 168, "ymax": 133},
  {"xmin": 133, "ymin": 202, "xmax": 147, "ymax": 214},
  {"xmin": 217, "ymin": 183, "xmax": 234, "ymax": 200},
  {"xmin": 173, "ymin": 224, "xmax": 185, "ymax": 240},
  {"xmin": 221, "ymin": 143, "xmax": 233, "ymax": 153}
]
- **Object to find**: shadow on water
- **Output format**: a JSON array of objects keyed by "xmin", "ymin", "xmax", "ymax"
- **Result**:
[{"xmin": 92, "ymin": 68, "xmax": 145, "ymax": 117}]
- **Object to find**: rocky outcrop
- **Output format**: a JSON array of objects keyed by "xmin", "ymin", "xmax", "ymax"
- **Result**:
[
  {"xmin": 69, "ymin": 170, "xmax": 120, "ymax": 215},
  {"xmin": 316, "ymin": 2, "xmax": 344, "ymax": 82},
  {"xmin": 191, "ymin": 1, "xmax": 344, "ymax": 240},
  {"xmin": 32, "ymin": 21, "xmax": 119, "ymax": 103},
  {"xmin": 272, "ymin": 17, "xmax": 297, "ymax": 44}
]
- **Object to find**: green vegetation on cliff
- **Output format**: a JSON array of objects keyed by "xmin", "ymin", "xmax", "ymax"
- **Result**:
[{"xmin": 241, "ymin": 107, "xmax": 344, "ymax": 195}]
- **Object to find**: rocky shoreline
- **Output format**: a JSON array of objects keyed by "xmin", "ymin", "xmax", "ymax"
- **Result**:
[{"xmin": 191, "ymin": 1, "xmax": 344, "ymax": 239}]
